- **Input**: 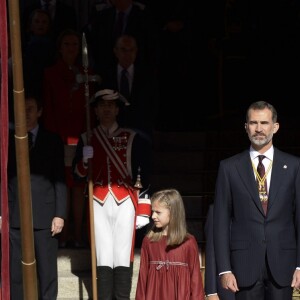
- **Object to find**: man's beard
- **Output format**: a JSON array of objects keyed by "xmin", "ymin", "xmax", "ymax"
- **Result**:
[{"xmin": 249, "ymin": 133, "xmax": 273, "ymax": 146}]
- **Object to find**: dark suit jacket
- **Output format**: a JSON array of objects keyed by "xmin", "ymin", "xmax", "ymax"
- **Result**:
[
  {"xmin": 22, "ymin": 0, "xmax": 77, "ymax": 40},
  {"xmin": 8, "ymin": 126, "xmax": 67, "ymax": 228},
  {"xmin": 213, "ymin": 148, "xmax": 300, "ymax": 287},
  {"xmin": 87, "ymin": 3, "xmax": 158, "ymax": 73},
  {"xmin": 101, "ymin": 62, "xmax": 159, "ymax": 138},
  {"xmin": 205, "ymin": 204, "xmax": 235, "ymax": 299}
]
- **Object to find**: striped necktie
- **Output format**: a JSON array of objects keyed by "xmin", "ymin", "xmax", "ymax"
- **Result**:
[
  {"xmin": 120, "ymin": 68, "xmax": 130, "ymax": 100},
  {"xmin": 257, "ymin": 155, "xmax": 268, "ymax": 214}
]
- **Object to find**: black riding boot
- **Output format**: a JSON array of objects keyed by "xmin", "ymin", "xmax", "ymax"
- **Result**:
[
  {"xmin": 97, "ymin": 266, "xmax": 113, "ymax": 300},
  {"xmin": 113, "ymin": 265, "xmax": 133, "ymax": 300}
]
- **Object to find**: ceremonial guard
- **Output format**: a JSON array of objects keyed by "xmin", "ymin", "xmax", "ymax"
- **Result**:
[{"xmin": 73, "ymin": 89, "xmax": 151, "ymax": 299}]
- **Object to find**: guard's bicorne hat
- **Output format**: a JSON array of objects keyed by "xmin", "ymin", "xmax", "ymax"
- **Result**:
[{"xmin": 89, "ymin": 89, "xmax": 130, "ymax": 107}]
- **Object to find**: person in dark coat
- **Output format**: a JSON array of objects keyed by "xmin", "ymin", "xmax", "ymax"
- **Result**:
[
  {"xmin": 213, "ymin": 100, "xmax": 300, "ymax": 300},
  {"xmin": 22, "ymin": 0, "xmax": 77, "ymax": 41},
  {"xmin": 101, "ymin": 34, "xmax": 159, "ymax": 145},
  {"xmin": 204, "ymin": 204, "xmax": 235, "ymax": 300},
  {"xmin": 84, "ymin": 0, "xmax": 158, "ymax": 74},
  {"xmin": 7, "ymin": 93, "xmax": 67, "ymax": 300}
]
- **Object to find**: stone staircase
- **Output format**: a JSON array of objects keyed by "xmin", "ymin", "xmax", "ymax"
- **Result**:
[
  {"xmin": 150, "ymin": 128, "xmax": 251, "ymax": 194},
  {"xmin": 151, "ymin": 126, "xmax": 300, "ymax": 195}
]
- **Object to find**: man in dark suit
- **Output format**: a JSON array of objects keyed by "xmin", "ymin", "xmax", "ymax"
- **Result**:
[
  {"xmin": 22, "ymin": 0, "xmax": 77, "ymax": 41},
  {"xmin": 101, "ymin": 34, "xmax": 159, "ymax": 145},
  {"xmin": 213, "ymin": 101, "xmax": 300, "ymax": 299},
  {"xmin": 7, "ymin": 93, "xmax": 67, "ymax": 299},
  {"xmin": 204, "ymin": 204, "xmax": 235, "ymax": 300},
  {"xmin": 85, "ymin": 0, "xmax": 158, "ymax": 75}
]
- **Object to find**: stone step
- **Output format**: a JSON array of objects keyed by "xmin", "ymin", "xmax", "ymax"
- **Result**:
[
  {"xmin": 58, "ymin": 248, "xmax": 91, "ymax": 272},
  {"xmin": 153, "ymin": 131, "xmax": 207, "ymax": 151},
  {"xmin": 57, "ymin": 248, "xmax": 141, "ymax": 300},
  {"xmin": 57, "ymin": 270, "xmax": 91, "ymax": 299}
]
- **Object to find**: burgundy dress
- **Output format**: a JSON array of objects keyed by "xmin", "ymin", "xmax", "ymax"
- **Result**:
[{"xmin": 136, "ymin": 235, "xmax": 205, "ymax": 300}]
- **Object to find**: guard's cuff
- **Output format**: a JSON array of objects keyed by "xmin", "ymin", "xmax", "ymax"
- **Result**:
[{"xmin": 137, "ymin": 197, "xmax": 151, "ymax": 216}]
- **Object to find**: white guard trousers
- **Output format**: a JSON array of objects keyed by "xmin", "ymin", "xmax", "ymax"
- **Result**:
[{"xmin": 94, "ymin": 193, "xmax": 135, "ymax": 268}]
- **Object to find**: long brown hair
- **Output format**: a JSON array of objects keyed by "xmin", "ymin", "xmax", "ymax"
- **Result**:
[{"xmin": 147, "ymin": 189, "xmax": 188, "ymax": 246}]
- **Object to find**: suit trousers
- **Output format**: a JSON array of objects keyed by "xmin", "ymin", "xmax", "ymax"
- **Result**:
[
  {"xmin": 235, "ymin": 255, "xmax": 293, "ymax": 300},
  {"xmin": 10, "ymin": 227, "xmax": 59, "ymax": 300}
]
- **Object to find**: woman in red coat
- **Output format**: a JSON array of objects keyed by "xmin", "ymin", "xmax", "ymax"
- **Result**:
[{"xmin": 42, "ymin": 29, "xmax": 97, "ymax": 247}]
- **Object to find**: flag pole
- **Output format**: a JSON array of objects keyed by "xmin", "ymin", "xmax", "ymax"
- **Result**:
[
  {"xmin": 0, "ymin": 1, "xmax": 10, "ymax": 299},
  {"xmin": 7, "ymin": 0, "xmax": 38, "ymax": 299},
  {"xmin": 82, "ymin": 33, "xmax": 98, "ymax": 299}
]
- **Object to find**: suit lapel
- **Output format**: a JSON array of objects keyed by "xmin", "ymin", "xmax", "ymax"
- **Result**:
[
  {"xmin": 236, "ymin": 151, "xmax": 265, "ymax": 215},
  {"xmin": 267, "ymin": 148, "xmax": 284, "ymax": 212}
]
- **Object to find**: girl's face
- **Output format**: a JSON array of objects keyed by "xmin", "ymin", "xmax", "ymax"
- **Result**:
[{"xmin": 151, "ymin": 200, "xmax": 170, "ymax": 235}]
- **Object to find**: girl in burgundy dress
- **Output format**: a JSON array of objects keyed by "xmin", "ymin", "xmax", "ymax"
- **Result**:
[{"xmin": 136, "ymin": 189, "xmax": 205, "ymax": 300}]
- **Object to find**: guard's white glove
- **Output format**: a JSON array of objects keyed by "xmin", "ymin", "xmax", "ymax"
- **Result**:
[
  {"xmin": 83, "ymin": 145, "xmax": 93, "ymax": 163},
  {"xmin": 136, "ymin": 216, "xmax": 150, "ymax": 229}
]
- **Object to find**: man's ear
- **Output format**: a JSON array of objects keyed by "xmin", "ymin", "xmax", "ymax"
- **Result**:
[{"xmin": 273, "ymin": 122, "xmax": 279, "ymax": 134}]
